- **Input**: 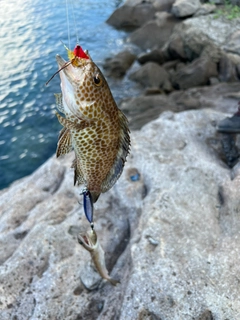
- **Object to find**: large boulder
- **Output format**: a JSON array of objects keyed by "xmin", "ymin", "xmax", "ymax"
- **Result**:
[
  {"xmin": 103, "ymin": 50, "xmax": 136, "ymax": 78},
  {"xmin": 171, "ymin": 0, "xmax": 201, "ymax": 17},
  {"xmin": 129, "ymin": 12, "xmax": 180, "ymax": 50},
  {"xmin": 171, "ymin": 56, "xmax": 218, "ymax": 90},
  {"xmin": 1, "ymin": 109, "xmax": 240, "ymax": 319},
  {"xmin": 106, "ymin": 2, "xmax": 157, "ymax": 29},
  {"xmin": 129, "ymin": 62, "xmax": 172, "ymax": 91},
  {"xmin": 166, "ymin": 15, "xmax": 240, "ymax": 61}
]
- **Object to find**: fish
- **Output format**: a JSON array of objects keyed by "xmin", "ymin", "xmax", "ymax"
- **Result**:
[
  {"xmin": 78, "ymin": 228, "xmax": 120, "ymax": 286},
  {"xmin": 52, "ymin": 44, "xmax": 130, "ymax": 203}
]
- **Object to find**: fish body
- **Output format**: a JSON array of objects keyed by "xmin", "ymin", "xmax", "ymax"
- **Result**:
[
  {"xmin": 78, "ymin": 229, "xmax": 120, "ymax": 286},
  {"xmin": 55, "ymin": 45, "xmax": 130, "ymax": 202}
]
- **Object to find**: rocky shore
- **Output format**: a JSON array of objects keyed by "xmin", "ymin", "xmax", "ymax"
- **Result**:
[{"xmin": 1, "ymin": 1, "xmax": 240, "ymax": 319}]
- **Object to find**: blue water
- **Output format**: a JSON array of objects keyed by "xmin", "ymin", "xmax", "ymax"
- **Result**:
[{"xmin": 0, "ymin": 0, "xmax": 137, "ymax": 190}]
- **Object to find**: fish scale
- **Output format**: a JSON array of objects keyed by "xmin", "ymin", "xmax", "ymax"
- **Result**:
[{"xmin": 54, "ymin": 45, "xmax": 130, "ymax": 202}]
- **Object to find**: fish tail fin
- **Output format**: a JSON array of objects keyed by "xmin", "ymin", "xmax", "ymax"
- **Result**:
[{"xmin": 108, "ymin": 278, "xmax": 120, "ymax": 286}]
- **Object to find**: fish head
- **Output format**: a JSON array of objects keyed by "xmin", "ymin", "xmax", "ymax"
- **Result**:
[
  {"xmin": 56, "ymin": 45, "xmax": 110, "ymax": 119},
  {"xmin": 78, "ymin": 229, "xmax": 98, "ymax": 252}
]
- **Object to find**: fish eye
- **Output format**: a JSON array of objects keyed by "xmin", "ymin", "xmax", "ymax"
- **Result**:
[{"xmin": 93, "ymin": 74, "xmax": 102, "ymax": 87}]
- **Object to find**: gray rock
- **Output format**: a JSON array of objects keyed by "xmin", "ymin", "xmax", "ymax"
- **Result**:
[
  {"xmin": 106, "ymin": 2, "xmax": 156, "ymax": 29},
  {"xmin": 129, "ymin": 62, "xmax": 171, "ymax": 90},
  {"xmin": 137, "ymin": 48, "xmax": 167, "ymax": 65},
  {"xmin": 121, "ymin": 82, "xmax": 240, "ymax": 130},
  {"xmin": 218, "ymin": 52, "xmax": 239, "ymax": 82},
  {"xmin": 129, "ymin": 12, "xmax": 180, "ymax": 50},
  {"xmin": 1, "ymin": 108, "xmax": 240, "ymax": 319},
  {"xmin": 194, "ymin": 3, "xmax": 216, "ymax": 17},
  {"xmin": 224, "ymin": 30, "xmax": 240, "ymax": 56},
  {"xmin": 171, "ymin": 57, "xmax": 218, "ymax": 90},
  {"xmin": 103, "ymin": 50, "xmax": 136, "ymax": 78},
  {"xmin": 166, "ymin": 15, "xmax": 240, "ymax": 61},
  {"xmin": 172, "ymin": 0, "xmax": 201, "ymax": 17}
]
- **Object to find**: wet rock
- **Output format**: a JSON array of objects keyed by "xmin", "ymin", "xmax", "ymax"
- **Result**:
[
  {"xmin": 171, "ymin": 0, "xmax": 201, "ymax": 18},
  {"xmin": 103, "ymin": 50, "xmax": 136, "ymax": 78},
  {"xmin": 171, "ymin": 57, "xmax": 218, "ymax": 90},
  {"xmin": 129, "ymin": 12, "xmax": 180, "ymax": 50},
  {"xmin": 129, "ymin": 62, "xmax": 172, "ymax": 91},
  {"xmin": 106, "ymin": 2, "xmax": 156, "ymax": 29}
]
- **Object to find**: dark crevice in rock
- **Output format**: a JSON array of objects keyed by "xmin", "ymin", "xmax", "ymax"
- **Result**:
[{"xmin": 13, "ymin": 230, "xmax": 29, "ymax": 240}]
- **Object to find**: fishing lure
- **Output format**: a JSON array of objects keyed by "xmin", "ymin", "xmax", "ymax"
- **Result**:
[{"xmin": 81, "ymin": 189, "xmax": 94, "ymax": 225}]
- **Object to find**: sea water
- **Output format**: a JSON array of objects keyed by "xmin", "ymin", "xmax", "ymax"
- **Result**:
[{"xmin": 0, "ymin": 0, "xmax": 137, "ymax": 190}]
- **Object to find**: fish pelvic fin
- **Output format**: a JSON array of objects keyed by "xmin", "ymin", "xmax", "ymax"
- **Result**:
[
  {"xmin": 56, "ymin": 127, "xmax": 72, "ymax": 157},
  {"xmin": 55, "ymin": 112, "xmax": 93, "ymax": 131},
  {"xmin": 101, "ymin": 110, "xmax": 130, "ymax": 193},
  {"xmin": 71, "ymin": 157, "xmax": 84, "ymax": 185},
  {"xmin": 90, "ymin": 192, "xmax": 100, "ymax": 203},
  {"xmin": 54, "ymin": 93, "xmax": 65, "ymax": 114}
]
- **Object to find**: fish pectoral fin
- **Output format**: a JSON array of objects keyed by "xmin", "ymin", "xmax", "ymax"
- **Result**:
[
  {"xmin": 56, "ymin": 127, "xmax": 72, "ymax": 157},
  {"xmin": 55, "ymin": 112, "xmax": 93, "ymax": 131},
  {"xmin": 54, "ymin": 93, "xmax": 65, "ymax": 114}
]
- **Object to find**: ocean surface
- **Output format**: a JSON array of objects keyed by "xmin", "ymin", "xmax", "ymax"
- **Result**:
[{"xmin": 0, "ymin": 0, "xmax": 138, "ymax": 190}]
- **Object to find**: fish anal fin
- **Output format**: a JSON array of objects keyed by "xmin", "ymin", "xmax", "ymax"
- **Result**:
[
  {"xmin": 55, "ymin": 112, "xmax": 93, "ymax": 131},
  {"xmin": 56, "ymin": 127, "xmax": 72, "ymax": 157},
  {"xmin": 71, "ymin": 157, "xmax": 84, "ymax": 186}
]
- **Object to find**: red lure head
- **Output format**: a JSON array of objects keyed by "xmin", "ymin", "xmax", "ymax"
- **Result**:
[{"xmin": 73, "ymin": 45, "xmax": 89, "ymax": 59}]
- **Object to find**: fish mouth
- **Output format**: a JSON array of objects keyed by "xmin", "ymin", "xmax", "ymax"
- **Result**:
[{"xmin": 78, "ymin": 230, "xmax": 97, "ymax": 250}]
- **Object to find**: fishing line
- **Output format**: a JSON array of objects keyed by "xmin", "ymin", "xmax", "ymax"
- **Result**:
[
  {"xmin": 70, "ymin": 0, "xmax": 80, "ymax": 45},
  {"xmin": 65, "ymin": 0, "xmax": 70, "ymax": 48}
]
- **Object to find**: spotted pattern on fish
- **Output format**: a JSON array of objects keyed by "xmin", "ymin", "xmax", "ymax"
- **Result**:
[{"xmin": 54, "ymin": 46, "xmax": 130, "ymax": 202}]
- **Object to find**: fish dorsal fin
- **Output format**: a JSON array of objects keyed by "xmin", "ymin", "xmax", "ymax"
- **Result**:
[
  {"xmin": 54, "ymin": 93, "xmax": 65, "ymax": 114},
  {"xmin": 56, "ymin": 127, "xmax": 72, "ymax": 157},
  {"xmin": 71, "ymin": 157, "xmax": 85, "ymax": 185},
  {"xmin": 101, "ymin": 110, "xmax": 130, "ymax": 193}
]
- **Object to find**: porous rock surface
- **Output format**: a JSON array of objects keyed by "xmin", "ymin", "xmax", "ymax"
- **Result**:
[{"xmin": 1, "ymin": 109, "xmax": 240, "ymax": 319}]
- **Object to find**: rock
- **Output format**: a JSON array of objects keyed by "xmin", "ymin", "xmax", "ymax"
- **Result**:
[
  {"xmin": 171, "ymin": 0, "xmax": 201, "ymax": 18},
  {"xmin": 137, "ymin": 49, "xmax": 167, "ymax": 65},
  {"xmin": 106, "ymin": 2, "xmax": 156, "ymax": 29},
  {"xmin": 194, "ymin": 3, "xmax": 216, "ymax": 17},
  {"xmin": 125, "ymin": 0, "xmax": 175, "ymax": 12},
  {"xmin": 171, "ymin": 57, "xmax": 218, "ymax": 90},
  {"xmin": 129, "ymin": 12, "xmax": 180, "ymax": 50},
  {"xmin": 129, "ymin": 62, "xmax": 171, "ymax": 91},
  {"xmin": 224, "ymin": 29, "xmax": 240, "ymax": 56},
  {"xmin": 120, "ymin": 82, "xmax": 240, "ymax": 130},
  {"xmin": 167, "ymin": 34, "xmax": 187, "ymax": 60},
  {"xmin": 166, "ymin": 15, "xmax": 240, "ymax": 61},
  {"xmin": 1, "ymin": 109, "xmax": 240, "ymax": 319},
  {"xmin": 103, "ymin": 50, "xmax": 136, "ymax": 78},
  {"xmin": 218, "ymin": 52, "xmax": 239, "ymax": 82}
]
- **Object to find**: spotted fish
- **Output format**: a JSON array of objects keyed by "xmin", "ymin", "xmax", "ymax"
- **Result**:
[{"xmin": 53, "ymin": 44, "xmax": 130, "ymax": 202}]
